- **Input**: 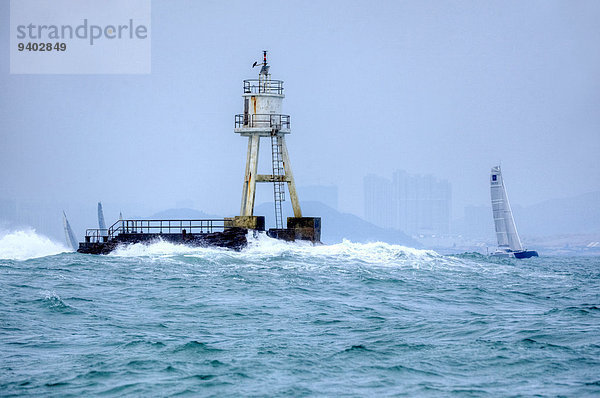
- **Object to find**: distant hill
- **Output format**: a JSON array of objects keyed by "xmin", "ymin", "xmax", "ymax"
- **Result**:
[
  {"xmin": 454, "ymin": 191, "xmax": 600, "ymax": 239},
  {"xmin": 513, "ymin": 191, "xmax": 600, "ymax": 236},
  {"xmin": 255, "ymin": 201, "xmax": 420, "ymax": 247},
  {"xmin": 149, "ymin": 208, "xmax": 223, "ymax": 219},
  {"xmin": 148, "ymin": 202, "xmax": 420, "ymax": 247}
]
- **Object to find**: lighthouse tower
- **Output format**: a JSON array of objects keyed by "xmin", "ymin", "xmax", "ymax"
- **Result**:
[{"xmin": 234, "ymin": 51, "xmax": 302, "ymax": 229}]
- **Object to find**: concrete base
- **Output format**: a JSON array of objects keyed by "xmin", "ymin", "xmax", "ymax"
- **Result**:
[
  {"xmin": 78, "ymin": 227, "xmax": 249, "ymax": 254},
  {"xmin": 224, "ymin": 216, "xmax": 265, "ymax": 231},
  {"xmin": 268, "ymin": 217, "xmax": 321, "ymax": 243},
  {"xmin": 77, "ymin": 215, "xmax": 320, "ymax": 255}
]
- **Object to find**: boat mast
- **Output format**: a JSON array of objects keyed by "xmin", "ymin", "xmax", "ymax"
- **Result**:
[{"xmin": 490, "ymin": 166, "xmax": 523, "ymax": 251}]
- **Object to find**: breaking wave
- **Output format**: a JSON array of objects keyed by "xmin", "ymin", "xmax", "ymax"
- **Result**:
[
  {"xmin": 107, "ymin": 232, "xmax": 444, "ymax": 268},
  {"xmin": 243, "ymin": 232, "xmax": 441, "ymax": 265},
  {"xmin": 0, "ymin": 229, "xmax": 69, "ymax": 261},
  {"xmin": 108, "ymin": 239, "xmax": 229, "ymax": 258}
]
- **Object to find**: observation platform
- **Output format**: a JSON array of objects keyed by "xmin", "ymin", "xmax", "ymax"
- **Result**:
[
  {"xmin": 77, "ymin": 216, "xmax": 321, "ymax": 254},
  {"xmin": 234, "ymin": 114, "xmax": 290, "ymax": 135},
  {"xmin": 243, "ymin": 79, "xmax": 284, "ymax": 95},
  {"xmin": 78, "ymin": 219, "xmax": 252, "ymax": 254}
]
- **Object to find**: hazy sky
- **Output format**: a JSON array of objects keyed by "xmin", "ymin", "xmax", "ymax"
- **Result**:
[{"xmin": 1, "ymin": 0, "xmax": 599, "ymax": 220}]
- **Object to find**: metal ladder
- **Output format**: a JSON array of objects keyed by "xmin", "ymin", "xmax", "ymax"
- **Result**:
[{"xmin": 271, "ymin": 132, "xmax": 285, "ymax": 229}]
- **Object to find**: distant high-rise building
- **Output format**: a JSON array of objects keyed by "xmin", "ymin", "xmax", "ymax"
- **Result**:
[
  {"xmin": 364, "ymin": 171, "xmax": 451, "ymax": 236},
  {"xmin": 363, "ymin": 174, "xmax": 395, "ymax": 229},
  {"xmin": 463, "ymin": 205, "xmax": 495, "ymax": 238}
]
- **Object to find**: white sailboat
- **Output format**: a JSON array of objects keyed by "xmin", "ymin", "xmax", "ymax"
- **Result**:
[
  {"xmin": 98, "ymin": 202, "xmax": 107, "ymax": 235},
  {"xmin": 62, "ymin": 211, "xmax": 79, "ymax": 251},
  {"xmin": 490, "ymin": 166, "xmax": 538, "ymax": 258}
]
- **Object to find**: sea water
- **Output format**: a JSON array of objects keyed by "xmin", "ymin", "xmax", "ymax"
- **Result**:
[{"xmin": 1, "ymin": 230, "xmax": 599, "ymax": 396}]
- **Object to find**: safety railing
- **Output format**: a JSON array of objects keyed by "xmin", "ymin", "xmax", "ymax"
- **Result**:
[
  {"xmin": 84, "ymin": 219, "xmax": 230, "ymax": 243},
  {"xmin": 243, "ymin": 79, "xmax": 283, "ymax": 95},
  {"xmin": 235, "ymin": 114, "xmax": 290, "ymax": 130},
  {"xmin": 84, "ymin": 229, "xmax": 110, "ymax": 243}
]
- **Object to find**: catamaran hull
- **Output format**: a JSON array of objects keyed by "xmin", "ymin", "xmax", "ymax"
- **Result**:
[
  {"xmin": 513, "ymin": 250, "xmax": 538, "ymax": 259},
  {"xmin": 491, "ymin": 250, "xmax": 539, "ymax": 259}
]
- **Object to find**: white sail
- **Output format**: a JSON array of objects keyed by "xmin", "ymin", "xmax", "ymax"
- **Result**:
[
  {"xmin": 62, "ymin": 211, "xmax": 79, "ymax": 251},
  {"xmin": 97, "ymin": 202, "xmax": 107, "ymax": 232},
  {"xmin": 490, "ymin": 166, "xmax": 523, "ymax": 251}
]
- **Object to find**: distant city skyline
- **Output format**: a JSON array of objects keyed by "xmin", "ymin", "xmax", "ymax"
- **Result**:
[
  {"xmin": 1, "ymin": 186, "xmax": 598, "ymax": 247},
  {"xmin": 364, "ymin": 170, "xmax": 452, "ymax": 236}
]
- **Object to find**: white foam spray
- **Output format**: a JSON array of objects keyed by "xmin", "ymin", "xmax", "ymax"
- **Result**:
[
  {"xmin": 105, "ymin": 232, "xmax": 442, "ymax": 268},
  {"xmin": 108, "ymin": 239, "xmax": 228, "ymax": 258},
  {"xmin": 0, "ymin": 229, "xmax": 69, "ymax": 261},
  {"xmin": 243, "ymin": 232, "xmax": 441, "ymax": 265}
]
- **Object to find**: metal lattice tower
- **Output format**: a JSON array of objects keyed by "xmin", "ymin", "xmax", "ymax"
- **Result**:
[{"xmin": 234, "ymin": 51, "xmax": 302, "ymax": 228}]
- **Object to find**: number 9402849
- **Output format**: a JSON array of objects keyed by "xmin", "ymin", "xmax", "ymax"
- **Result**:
[{"xmin": 18, "ymin": 42, "xmax": 67, "ymax": 51}]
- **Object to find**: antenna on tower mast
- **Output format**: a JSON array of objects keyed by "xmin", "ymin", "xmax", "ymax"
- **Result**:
[
  {"xmin": 252, "ymin": 51, "xmax": 269, "ymax": 69},
  {"xmin": 260, "ymin": 50, "xmax": 270, "ymax": 75}
]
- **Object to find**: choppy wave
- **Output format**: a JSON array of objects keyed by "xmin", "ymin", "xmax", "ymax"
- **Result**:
[
  {"xmin": 108, "ymin": 238, "xmax": 229, "ymax": 258},
  {"xmin": 107, "ymin": 232, "xmax": 443, "ymax": 268},
  {"xmin": 38, "ymin": 290, "xmax": 82, "ymax": 314},
  {"xmin": 0, "ymin": 229, "xmax": 68, "ymax": 261},
  {"xmin": 1, "ymin": 235, "xmax": 599, "ymax": 396},
  {"xmin": 246, "ymin": 233, "xmax": 440, "ymax": 262},
  {"xmin": 0, "ymin": 226, "xmax": 447, "ymax": 269}
]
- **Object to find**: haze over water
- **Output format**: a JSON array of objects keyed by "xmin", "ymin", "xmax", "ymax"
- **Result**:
[
  {"xmin": 1, "ymin": 231, "xmax": 599, "ymax": 396},
  {"xmin": 2, "ymin": 1, "xmax": 599, "ymax": 221}
]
